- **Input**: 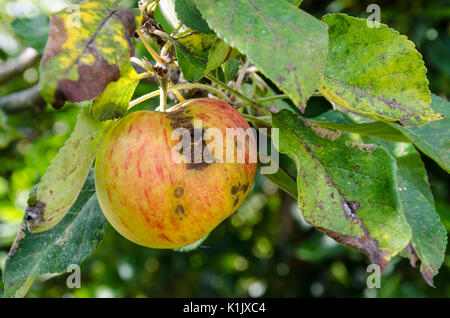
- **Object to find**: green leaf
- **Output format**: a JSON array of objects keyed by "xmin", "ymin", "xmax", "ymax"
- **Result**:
[
  {"xmin": 3, "ymin": 170, "xmax": 106, "ymax": 298},
  {"xmin": 175, "ymin": 46, "xmax": 207, "ymax": 82},
  {"xmin": 195, "ymin": 0, "xmax": 328, "ymax": 112},
  {"xmin": 90, "ymin": 63, "xmax": 142, "ymax": 121},
  {"xmin": 11, "ymin": 15, "xmax": 49, "ymax": 53},
  {"xmin": 25, "ymin": 107, "xmax": 113, "ymax": 232},
  {"xmin": 373, "ymin": 140, "xmax": 447, "ymax": 287},
  {"xmin": 319, "ymin": 13, "xmax": 442, "ymax": 126},
  {"xmin": 258, "ymin": 156, "xmax": 298, "ymax": 199},
  {"xmin": 39, "ymin": 0, "xmax": 138, "ymax": 109},
  {"xmin": 286, "ymin": 0, "xmax": 303, "ymax": 6},
  {"xmin": 311, "ymin": 110, "xmax": 409, "ymax": 142},
  {"xmin": 389, "ymin": 94, "xmax": 450, "ymax": 172},
  {"xmin": 175, "ymin": 0, "xmax": 213, "ymax": 34},
  {"xmin": 272, "ymin": 110, "xmax": 412, "ymax": 269},
  {"xmin": 221, "ymin": 56, "xmax": 240, "ymax": 83}
]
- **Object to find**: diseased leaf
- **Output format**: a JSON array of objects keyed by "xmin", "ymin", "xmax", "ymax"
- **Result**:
[
  {"xmin": 3, "ymin": 171, "xmax": 106, "ymax": 298},
  {"xmin": 175, "ymin": 0, "xmax": 212, "ymax": 33},
  {"xmin": 176, "ymin": 32, "xmax": 215, "ymax": 81},
  {"xmin": 39, "ymin": 0, "xmax": 138, "ymax": 109},
  {"xmin": 90, "ymin": 63, "xmax": 143, "ymax": 121},
  {"xmin": 319, "ymin": 13, "xmax": 442, "ymax": 126},
  {"xmin": 195, "ymin": 0, "xmax": 328, "ymax": 112},
  {"xmin": 390, "ymin": 94, "xmax": 450, "ymax": 172},
  {"xmin": 26, "ymin": 107, "xmax": 114, "ymax": 232},
  {"xmin": 311, "ymin": 110, "xmax": 409, "ymax": 142},
  {"xmin": 374, "ymin": 141, "xmax": 447, "ymax": 287},
  {"xmin": 272, "ymin": 110, "xmax": 412, "ymax": 270},
  {"xmin": 205, "ymin": 39, "xmax": 235, "ymax": 75}
]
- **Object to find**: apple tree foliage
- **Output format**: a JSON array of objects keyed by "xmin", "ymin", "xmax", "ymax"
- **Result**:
[{"xmin": 2, "ymin": 0, "xmax": 449, "ymax": 297}]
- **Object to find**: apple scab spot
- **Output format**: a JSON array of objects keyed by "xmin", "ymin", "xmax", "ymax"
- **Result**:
[
  {"xmin": 26, "ymin": 200, "xmax": 46, "ymax": 230},
  {"xmin": 174, "ymin": 187, "xmax": 184, "ymax": 198},
  {"xmin": 241, "ymin": 182, "xmax": 249, "ymax": 193},
  {"xmin": 175, "ymin": 205, "xmax": 185, "ymax": 216},
  {"xmin": 233, "ymin": 198, "xmax": 239, "ymax": 207},
  {"xmin": 231, "ymin": 185, "xmax": 239, "ymax": 195}
]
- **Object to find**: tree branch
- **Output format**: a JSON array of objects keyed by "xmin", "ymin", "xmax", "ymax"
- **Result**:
[
  {"xmin": 0, "ymin": 48, "xmax": 40, "ymax": 85},
  {"xmin": 0, "ymin": 85, "xmax": 46, "ymax": 113}
]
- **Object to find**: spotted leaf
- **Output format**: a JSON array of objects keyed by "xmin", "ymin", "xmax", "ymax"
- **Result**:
[
  {"xmin": 3, "ymin": 171, "xmax": 106, "ymax": 298},
  {"xmin": 194, "ymin": 0, "xmax": 328, "ymax": 112},
  {"xmin": 25, "ymin": 107, "xmax": 114, "ymax": 232},
  {"xmin": 319, "ymin": 14, "xmax": 442, "ymax": 126},
  {"xmin": 272, "ymin": 110, "xmax": 412, "ymax": 270},
  {"xmin": 39, "ymin": 0, "xmax": 138, "ymax": 109}
]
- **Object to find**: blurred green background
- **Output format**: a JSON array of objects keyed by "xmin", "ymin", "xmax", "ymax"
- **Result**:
[{"xmin": 0, "ymin": 0, "xmax": 449, "ymax": 298}]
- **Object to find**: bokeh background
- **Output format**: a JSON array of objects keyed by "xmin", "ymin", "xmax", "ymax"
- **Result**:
[{"xmin": 0, "ymin": 0, "xmax": 449, "ymax": 298}]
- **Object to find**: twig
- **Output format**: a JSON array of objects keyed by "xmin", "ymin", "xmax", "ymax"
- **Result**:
[
  {"xmin": 205, "ymin": 74, "xmax": 270, "ymax": 115},
  {"xmin": 0, "ymin": 85, "xmax": 46, "ymax": 113},
  {"xmin": 0, "ymin": 48, "xmax": 39, "ymax": 85},
  {"xmin": 129, "ymin": 83, "xmax": 230, "ymax": 109}
]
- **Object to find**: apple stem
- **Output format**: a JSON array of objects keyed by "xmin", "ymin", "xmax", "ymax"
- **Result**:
[
  {"xmin": 241, "ymin": 114, "xmax": 271, "ymax": 126},
  {"xmin": 159, "ymin": 76, "xmax": 169, "ymax": 112},
  {"xmin": 205, "ymin": 74, "xmax": 270, "ymax": 116},
  {"xmin": 128, "ymin": 83, "xmax": 230, "ymax": 110},
  {"xmin": 236, "ymin": 94, "xmax": 290, "ymax": 108}
]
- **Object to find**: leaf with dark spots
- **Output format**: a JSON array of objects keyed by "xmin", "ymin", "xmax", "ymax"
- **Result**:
[
  {"xmin": 195, "ymin": 0, "xmax": 328, "ymax": 111},
  {"xmin": 310, "ymin": 110, "xmax": 409, "ymax": 143},
  {"xmin": 319, "ymin": 14, "xmax": 442, "ymax": 126},
  {"xmin": 272, "ymin": 110, "xmax": 412, "ymax": 269},
  {"xmin": 3, "ymin": 171, "xmax": 106, "ymax": 298},
  {"xmin": 26, "ymin": 107, "xmax": 114, "ymax": 233},
  {"xmin": 39, "ymin": 0, "xmax": 138, "ymax": 109}
]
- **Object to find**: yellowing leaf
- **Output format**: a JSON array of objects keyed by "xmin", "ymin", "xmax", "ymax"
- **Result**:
[
  {"xmin": 320, "ymin": 14, "xmax": 442, "ymax": 126},
  {"xmin": 39, "ymin": 0, "xmax": 138, "ymax": 109},
  {"xmin": 26, "ymin": 107, "xmax": 114, "ymax": 232},
  {"xmin": 91, "ymin": 63, "xmax": 143, "ymax": 121}
]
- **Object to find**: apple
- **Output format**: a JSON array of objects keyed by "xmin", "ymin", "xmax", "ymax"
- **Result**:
[{"xmin": 95, "ymin": 98, "xmax": 256, "ymax": 248}]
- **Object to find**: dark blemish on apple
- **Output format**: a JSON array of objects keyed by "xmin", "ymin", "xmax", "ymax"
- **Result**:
[
  {"xmin": 159, "ymin": 233, "xmax": 173, "ymax": 242},
  {"xmin": 241, "ymin": 182, "xmax": 249, "ymax": 193},
  {"xmin": 233, "ymin": 198, "xmax": 239, "ymax": 207},
  {"xmin": 175, "ymin": 205, "xmax": 185, "ymax": 216},
  {"xmin": 25, "ymin": 200, "xmax": 46, "ymax": 230},
  {"xmin": 174, "ymin": 187, "xmax": 184, "ymax": 198},
  {"xmin": 169, "ymin": 109, "xmax": 213, "ymax": 171},
  {"xmin": 231, "ymin": 185, "xmax": 239, "ymax": 195}
]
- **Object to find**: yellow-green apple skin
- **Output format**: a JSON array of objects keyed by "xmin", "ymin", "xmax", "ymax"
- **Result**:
[{"xmin": 95, "ymin": 98, "xmax": 256, "ymax": 248}]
